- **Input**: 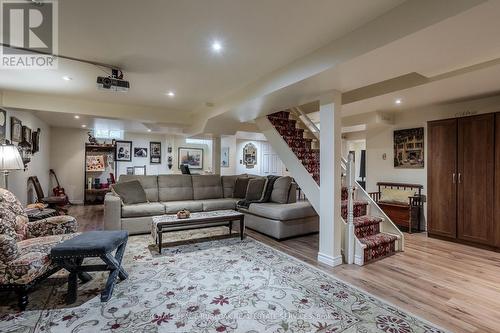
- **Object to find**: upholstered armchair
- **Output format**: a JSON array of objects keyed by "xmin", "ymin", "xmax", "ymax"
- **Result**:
[{"xmin": 0, "ymin": 189, "xmax": 78, "ymax": 310}]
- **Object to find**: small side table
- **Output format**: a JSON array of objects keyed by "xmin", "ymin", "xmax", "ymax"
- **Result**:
[
  {"xmin": 26, "ymin": 208, "xmax": 58, "ymax": 221},
  {"xmin": 51, "ymin": 230, "xmax": 129, "ymax": 303}
]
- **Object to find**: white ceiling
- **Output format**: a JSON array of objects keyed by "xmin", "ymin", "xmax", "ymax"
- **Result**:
[
  {"xmin": 0, "ymin": 0, "xmax": 404, "ymax": 111},
  {"xmin": 3, "ymin": 0, "xmax": 500, "ymax": 135}
]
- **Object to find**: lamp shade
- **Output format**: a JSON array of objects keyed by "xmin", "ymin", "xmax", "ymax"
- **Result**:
[{"xmin": 0, "ymin": 144, "xmax": 24, "ymax": 170}]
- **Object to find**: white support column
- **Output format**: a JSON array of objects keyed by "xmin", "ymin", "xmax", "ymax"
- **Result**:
[
  {"xmin": 318, "ymin": 91, "xmax": 343, "ymax": 267},
  {"xmin": 212, "ymin": 136, "xmax": 221, "ymax": 175}
]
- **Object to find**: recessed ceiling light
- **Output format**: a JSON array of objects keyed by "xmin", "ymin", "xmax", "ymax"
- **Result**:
[
  {"xmin": 395, "ymin": 98, "xmax": 402, "ymax": 105},
  {"xmin": 211, "ymin": 40, "xmax": 223, "ymax": 53},
  {"xmin": 62, "ymin": 75, "xmax": 72, "ymax": 81},
  {"xmin": 147, "ymin": 129, "xmax": 152, "ymax": 132},
  {"xmin": 74, "ymin": 115, "xmax": 80, "ymax": 119},
  {"xmin": 81, "ymin": 124, "xmax": 86, "ymax": 128},
  {"xmin": 166, "ymin": 91, "xmax": 175, "ymax": 97}
]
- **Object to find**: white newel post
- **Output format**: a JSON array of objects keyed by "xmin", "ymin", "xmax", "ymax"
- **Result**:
[
  {"xmin": 346, "ymin": 152, "xmax": 355, "ymax": 264},
  {"xmin": 318, "ymin": 91, "xmax": 343, "ymax": 267}
]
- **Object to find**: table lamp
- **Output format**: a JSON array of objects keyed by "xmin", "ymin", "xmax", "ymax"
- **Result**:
[{"xmin": 0, "ymin": 143, "xmax": 24, "ymax": 189}]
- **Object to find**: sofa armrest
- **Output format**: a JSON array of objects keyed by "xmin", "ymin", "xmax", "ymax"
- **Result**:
[
  {"xmin": 27, "ymin": 215, "xmax": 78, "ymax": 238},
  {"xmin": 287, "ymin": 183, "xmax": 297, "ymax": 203},
  {"xmin": 104, "ymin": 192, "xmax": 122, "ymax": 231}
]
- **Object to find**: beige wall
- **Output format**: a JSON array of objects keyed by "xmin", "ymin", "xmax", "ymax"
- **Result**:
[
  {"xmin": 50, "ymin": 128, "xmax": 87, "ymax": 203},
  {"xmin": 220, "ymin": 135, "xmax": 237, "ymax": 175},
  {"xmin": 364, "ymin": 94, "xmax": 500, "ymax": 229},
  {"xmin": 2, "ymin": 109, "xmax": 51, "ymax": 205}
]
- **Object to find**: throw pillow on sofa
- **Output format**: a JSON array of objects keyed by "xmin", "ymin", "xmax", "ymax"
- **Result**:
[
  {"xmin": 111, "ymin": 180, "xmax": 148, "ymax": 205},
  {"xmin": 270, "ymin": 176, "xmax": 292, "ymax": 204},
  {"xmin": 245, "ymin": 178, "xmax": 266, "ymax": 201},
  {"xmin": 233, "ymin": 177, "xmax": 250, "ymax": 198}
]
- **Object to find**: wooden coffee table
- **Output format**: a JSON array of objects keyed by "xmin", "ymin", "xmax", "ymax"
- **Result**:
[{"xmin": 151, "ymin": 210, "xmax": 245, "ymax": 253}]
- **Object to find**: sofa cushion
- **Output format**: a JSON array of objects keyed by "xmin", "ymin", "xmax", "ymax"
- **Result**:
[
  {"xmin": 112, "ymin": 180, "xmax": 148, "ymax": 205},
  {"xmin": 233, "ymin": 177, "xmax": 250, "ymax": 199},
  {"xmin": 245, "ymin": 178, "xmax": 266, "ymax": 201},
  {"xmin": 200, "ymin": 198, "xmax": 238, "ymax": 211},
  {"xmin": 121, "ymin": 202, "xmax": 165, "ymax": 218},
  {"xmin": 270, "ymin": 176, "xmax": 293, "ymax": 204},
  {"xmin": 247, "ymin": 201, "xmax": 317, "ymax": 221},
  {"xmin": 192, "ymin": 175, "xmax": 223, "ymax": 200},
  {"xmin": 118, "ymin": 175, "xmax": 159, "ymax": 202},
  {"xmin": 50, "ymin": 231, "xmax": 128, "ymax": 257},
  {"xmin": 158, "ymin": 175, "xmax": 194, "ymax": 201},
  {"xmin": 0, "ymin": 233, "xmax": 76, "ymax": 285},
  {"xmin": 162, "ymin": 201, "xmax": 203, "ymax": 214},
  {"xmin": 221, "ymin": 175, "xmax": 240, "ymax": 198}
]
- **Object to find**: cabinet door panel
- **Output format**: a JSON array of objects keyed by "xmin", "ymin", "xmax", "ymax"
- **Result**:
[
  {"xmin": 495, "ymin": 114, "xmax": 500, "ymax": 247},
  {"xmin": 428, "ymin": 119, "xmax": 457, "ymax": 238},
  {"xmin": 457, "ymin": 114, "xmax": 495, "ymax": 245}
]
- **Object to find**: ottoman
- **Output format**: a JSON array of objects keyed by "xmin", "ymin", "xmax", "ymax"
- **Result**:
[{"xmin": 51, "ymin": 230, "xmax": 129, "ymax": 303}]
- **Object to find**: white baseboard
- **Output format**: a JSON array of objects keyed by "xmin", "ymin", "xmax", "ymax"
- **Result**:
[{"xmin": 317, "ymin": 252, "xmax": 343, "ymax": 267}]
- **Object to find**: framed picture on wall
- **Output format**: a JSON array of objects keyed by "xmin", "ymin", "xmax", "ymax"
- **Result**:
[
  {"xmin": 134, "ymin": 147, "xmax": 148, "ymax": 157},
  {"xmin": 10, "ymin": 117, "xmax": 22, "ymax": 143},
  {"xmin": 394, "ymin": 127, "xmax": 424, "ymax": 168},
  {"xmin": 150, "ymin": 141, "xmax": 161, "ymax": 164},
  {"xmin": 22, "ymin": 126, "xmax": 32, "ymax": 144},
  {"xmin": 32, "ymin": 128, "xmax": 41, "ymax": 153},
  {"xmin": 0, "ymin": 109, "xmax": 6, "ymax": 143},
  {"xmin": 221, "ymin": 146, "xmax": 229, "ymax": 167},
  {"xmin": 115, "ymin": 140, "xmax": 132, "ymax": 161},
  {"xmin": 178, "ymin": 147, "xmax": 203, "ymax": 169}
]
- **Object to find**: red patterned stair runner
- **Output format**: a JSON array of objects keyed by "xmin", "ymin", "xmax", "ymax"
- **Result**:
[
  {"xmin": 267, "ymin": 111, "xmax": 397, "ymax": 264},
  {"xmin": 341, "ymin": 187, "xmax": 397, "ymax": 264},
  {"xmin": 267, "ymin": 111, "xmax": 320, "ymax": 183}
]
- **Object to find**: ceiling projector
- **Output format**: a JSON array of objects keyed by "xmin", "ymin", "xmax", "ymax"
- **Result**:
[{"xmin": 97, "ymin": 69, "xmax": 130, "ymax": 92}]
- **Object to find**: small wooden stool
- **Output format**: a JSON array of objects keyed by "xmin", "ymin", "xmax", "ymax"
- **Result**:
[{"xmin": 51, "ymin": 230, "xmax": 129, "ymax": 303}]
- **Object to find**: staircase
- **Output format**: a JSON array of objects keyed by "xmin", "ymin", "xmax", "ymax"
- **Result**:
[
  {"xmin": 263, "ymin": 110, "xmax": 403, "ymax": 265},
  {"xmin": 341, "ymin": 186, "xmax": 399, "ymax": 264},
  {"xmin": 267, "ymin": 110, "xmax": 320, "ymax": 183}
]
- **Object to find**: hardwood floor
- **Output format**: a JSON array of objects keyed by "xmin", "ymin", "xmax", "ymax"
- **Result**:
[{"xmin": 71, "ymin": 205, "xmax": 500, "ymax": 333}]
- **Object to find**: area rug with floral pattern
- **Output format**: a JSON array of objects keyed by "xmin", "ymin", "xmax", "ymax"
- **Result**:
[{"xmin": 0, "ymin": 227, "xmax": 447, "ymax": 333}]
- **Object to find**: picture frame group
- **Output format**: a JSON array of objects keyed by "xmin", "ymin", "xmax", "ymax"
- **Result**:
[{"xmin": 115, "ymin": 140, "xmax": 163, "ymax": 165}]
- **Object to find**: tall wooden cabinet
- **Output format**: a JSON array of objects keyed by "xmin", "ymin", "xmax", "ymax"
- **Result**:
[{"xmin": 428, "ymin": 113, "xmax": 498, "ymax": 250}]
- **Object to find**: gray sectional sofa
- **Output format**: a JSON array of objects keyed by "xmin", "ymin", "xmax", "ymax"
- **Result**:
[{"xmin": 104, "ymin": 174, "xmax": 319, "ymax": 239}]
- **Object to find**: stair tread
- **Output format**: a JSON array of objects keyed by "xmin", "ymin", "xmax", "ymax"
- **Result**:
[
  {"xmin": 353, "ymin": 215, "xmax": 383, "ymax": 227},
  {"xmin": 359, "ymin": 233, "xmax": 398, "ymax": 248}
]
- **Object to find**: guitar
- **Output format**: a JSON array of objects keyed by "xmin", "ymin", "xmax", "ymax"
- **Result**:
[{"xmin": 50, "ymin": 169, "xmax": 66, "ymax": 197}]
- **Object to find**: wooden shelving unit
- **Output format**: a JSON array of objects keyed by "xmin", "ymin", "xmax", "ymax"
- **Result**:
[{"xmin": 84, "ymin": 143, "xmax": 116, "ymax": 205}]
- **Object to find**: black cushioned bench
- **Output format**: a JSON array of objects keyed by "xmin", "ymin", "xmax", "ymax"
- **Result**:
[{"xmin": 51, "ymin": 230, "xmax": 129, "ymax": 303}]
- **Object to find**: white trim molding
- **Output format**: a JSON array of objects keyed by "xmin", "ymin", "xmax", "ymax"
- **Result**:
[{"xmin": 317, "ymin": 252, "xmax": 343, "ymax": 267}]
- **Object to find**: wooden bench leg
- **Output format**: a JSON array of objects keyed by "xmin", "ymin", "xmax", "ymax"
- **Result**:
[
  {"xmin": 16, "ymin": 289, "xmax": 28, "ymax": 311},
  {"xmin": 409, "ymin": 207, "xmax": 412, "ymax": 234}
]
